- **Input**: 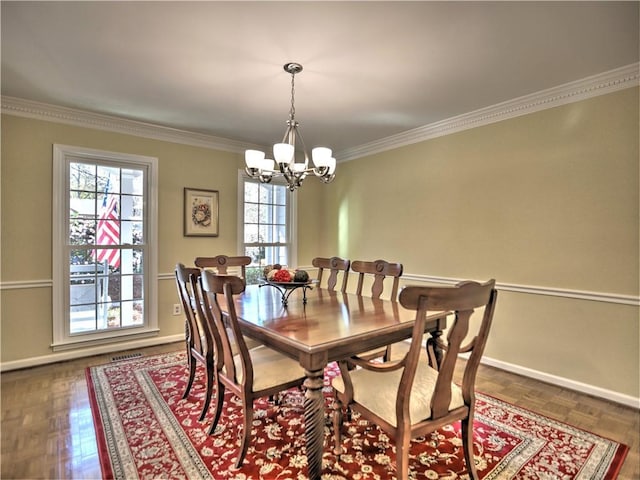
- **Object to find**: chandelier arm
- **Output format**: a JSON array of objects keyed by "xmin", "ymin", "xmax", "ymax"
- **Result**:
[
  {"xmin": 282, "ymin": 121, "xmax": 295, "ymax": 145},
  {"xmin": 294, "ymin": 126, "xmax": 310, "ymax": 169},
  {"xmin": 281, "ymin": 168, "xmax": 294, "ymax": 185},
  {"xmin": 313, "ymin": 166, "xmax": 330, "ymax": 177}
]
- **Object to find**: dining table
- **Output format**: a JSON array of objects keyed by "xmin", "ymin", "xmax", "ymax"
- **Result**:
[{"xmin": 231, "ymin": 282, "xmax": 449, "ymax": 480}]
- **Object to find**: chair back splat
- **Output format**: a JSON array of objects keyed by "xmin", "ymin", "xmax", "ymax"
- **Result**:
[
  {"xmin": 194, "ymin": 255, "xmax": 252, "ymax": 281},
  {"xmin": 332, "ymin": 279, "xmax": 498, "ymax": 480},
  {"xmin": 312, "ymin": 256, "xmax": 350, "ymax": 292},
  {"xmin": 351, "ymin": 259, "xmax": 403, "ymax": 300},
  {"xmin": 349, "ymin": 259, "xmax": 404, "ymax": 362}
]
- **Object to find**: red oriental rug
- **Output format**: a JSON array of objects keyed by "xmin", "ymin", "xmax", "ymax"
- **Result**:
[{"xmin": 86, "ymin": 351, "xmax": 628, "ymax": 480}]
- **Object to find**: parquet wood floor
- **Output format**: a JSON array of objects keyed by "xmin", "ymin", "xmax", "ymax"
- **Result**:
[{"xmin": 1, "ymin": 342, "xmax": 638, "ymax": 479}]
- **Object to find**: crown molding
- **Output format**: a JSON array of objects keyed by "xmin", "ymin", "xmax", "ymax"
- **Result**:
[
  {"xmin": 2, "ymin": 63, "xmax": 638, "ymax": 159},
  {"xmin": 0, "ymin": 96, "xmax": 264, "ymax": 154},
  {"xmin": 337, "ymin": 62, "xmax": 640, "ymax": 162}
]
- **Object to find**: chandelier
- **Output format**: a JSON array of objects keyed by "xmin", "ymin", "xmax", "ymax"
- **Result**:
[{"xmin": 245, "ymin": 62, "xmax": 336, "ymax": 192}]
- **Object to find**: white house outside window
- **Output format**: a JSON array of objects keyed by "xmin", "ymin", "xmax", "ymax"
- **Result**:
[
  {"xmin": 53, "ymin": 145, "xmax": 158, "ymax": 350},
  {"xmin": 238, "ymin": 174, "xmax": 297, "ymax": 284}
]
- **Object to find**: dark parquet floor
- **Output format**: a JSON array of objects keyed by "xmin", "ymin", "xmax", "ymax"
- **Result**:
[{"xmin": 1, "ymin": 342, "xmax": 638, "ymax": 479}]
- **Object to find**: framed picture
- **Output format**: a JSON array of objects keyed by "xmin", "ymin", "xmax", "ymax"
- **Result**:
[{"xmin": 184, "ymin": 188, "xmax": 219, "ymax": 237}]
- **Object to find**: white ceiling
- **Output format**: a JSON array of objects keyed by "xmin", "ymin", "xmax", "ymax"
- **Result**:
[{"xmin": 2, "ymin": 1, "xmax": 638, "ymax": 158}]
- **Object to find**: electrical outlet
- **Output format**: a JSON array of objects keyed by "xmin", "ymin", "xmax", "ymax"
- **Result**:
[{"xmin": 172, "ymin": 304, "xmax": 181, "ymax": 316}]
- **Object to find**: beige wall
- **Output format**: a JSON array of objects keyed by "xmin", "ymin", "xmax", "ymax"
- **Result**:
[
  {"xmin": 0, "ymin": 116, "xmax": 323, "ymax": 362},
  {"xmin": 316, "ymin": 87, "xmax": 639, "ymax": 399},
  {"xmin": 1, "ymin": 87, "xmax": 638, "ymax": 401}
]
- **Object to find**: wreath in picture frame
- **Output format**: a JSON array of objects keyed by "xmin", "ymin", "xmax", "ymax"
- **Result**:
[{"xmin": 191, "ymin": 202, "xmax": 212, "ymax": 227}]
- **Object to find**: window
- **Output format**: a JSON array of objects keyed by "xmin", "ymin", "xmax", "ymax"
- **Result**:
[
  {"xmin": 53, "ymin": 145, "xmax": 158, "ymax": 350},
  {"xmin": 238, "ymin": 173, "xmax": 297, "ymax": 284}
]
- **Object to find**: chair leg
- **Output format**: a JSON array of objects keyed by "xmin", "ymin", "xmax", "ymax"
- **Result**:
[
  {"xmin": 461, "ymin": 414, "xmax": 479, "ymax": 480},
  {"xmin": 198, "ymin": 363, "xmax": 214, "ymax": 421},
  {"xmin": 207, "ymin": 383, "xmax": 225, "ymax": 436},
  {"xmin": 396, "ymin": 431, "xmax": 411, "ymax": 480},
  {"xmin": 332, "ymin": 399, "xmax": 344, "ymax": 455},
  {"xmin": 235, "ymin": 399, "xmax": 253, "ymax": 468},
  {"xmin": 182, "ymin": 353, "xmax": 196, "ymax": 399}
]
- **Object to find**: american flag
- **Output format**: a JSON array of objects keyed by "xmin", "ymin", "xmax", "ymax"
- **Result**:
[{"xmin": 94, "ymin": 188, "xmax": 120, "ymax": 269}]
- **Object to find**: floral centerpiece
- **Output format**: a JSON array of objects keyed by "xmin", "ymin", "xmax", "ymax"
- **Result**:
[
  {"xmin": 260, "ymin": 265, "xmax": 313, "ymax": 306},
  {"xmin": 263, "ymin": 264, "xmax": 310, "ymax": 283}
]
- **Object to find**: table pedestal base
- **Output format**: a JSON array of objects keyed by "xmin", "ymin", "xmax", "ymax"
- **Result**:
[{"xmin": 303, "ymin": 368, "xmax": 325, "ymax": 479}]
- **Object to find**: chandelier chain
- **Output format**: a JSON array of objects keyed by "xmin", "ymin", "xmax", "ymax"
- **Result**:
[{"xmin": 289, "ymin": 71, "xmax": 296, "ymax": 122}]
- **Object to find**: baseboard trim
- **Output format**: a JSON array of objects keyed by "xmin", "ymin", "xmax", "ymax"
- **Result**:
[
  {"xmin": 2, "ymin": 333, "xmax": 637, "ymax": 409},
  {"xmin": 479, "ymin": 355, "xmax": 640, "ymax": 409},
  {"xmin": 0, "ymin": 334, "xmax": 184, "ymax": 372}
]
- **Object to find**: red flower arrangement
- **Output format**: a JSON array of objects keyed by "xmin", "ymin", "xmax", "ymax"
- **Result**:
[{"xmin": 272, "ymin": 269, "xmax": 292, "ymax": 282}]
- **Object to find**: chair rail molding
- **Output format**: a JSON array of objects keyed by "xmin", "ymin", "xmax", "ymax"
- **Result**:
[
  {"xmin": 399, "ymin": 273, "xmax": 640, "ymax": 307},
  {"xmin": 0, "ymin": 279, "xmax": 52, "ymax": 290},
  {"xmin": 4, "ymin": 273, "xmax": 639, "ymax": 307}
]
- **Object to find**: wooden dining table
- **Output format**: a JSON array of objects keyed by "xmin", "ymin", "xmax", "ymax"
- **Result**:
[{"xmin": 231, "ymin": 283, "xmax": 448, "ymax": 480}]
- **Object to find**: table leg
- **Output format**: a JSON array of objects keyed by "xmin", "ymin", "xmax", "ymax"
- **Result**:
[
  {"xmin": 427, "ymin": 329, "xmax": 444, "ymax": 368},
  {"xmin": 303, "ymin": 368, "xmax": 325, "ymax": 480},
  {"xmin": 427, "ymin": 315, "xmax": 448, "ymax": 370}
]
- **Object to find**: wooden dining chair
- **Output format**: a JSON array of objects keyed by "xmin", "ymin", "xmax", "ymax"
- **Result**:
[
  {"xmin": 195, "ymin": 254, "xmax": 262, "ymax": 351},
  {"xmin": 351, "ymin": 259, "xmax": 404, "ymax": 362},
  {"xmin": 312, "ymin": 256, "xmax": 350, "ymax": 292},
  {"xmin": 174, "ymin": 263, "xmax": 216, "ymax": 421},
  {"xmin": 194, "ymin": 255, "xmax": 252, "ymax": 281},
  {"xmin": 352, "ymin": 259, "xmax": 403, "ymax": 300},
  {"xmin": 332, "ymin": 279, "xmax": 498, "ymax": 480},
  {"xmin": 198, "ymin": 271, "xmax": 307, "ymax": 468}
]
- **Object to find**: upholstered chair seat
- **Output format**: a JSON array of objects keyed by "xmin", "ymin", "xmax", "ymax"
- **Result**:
[
  {"xmin": 230, "ymin": 345, "xmax": 306, "ymax": 390},
  {"xmin": 332, "ymin": 360, "xmax": 464, "ymax": 427}
]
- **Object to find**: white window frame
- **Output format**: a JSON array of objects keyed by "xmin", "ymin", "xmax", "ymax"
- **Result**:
[
  {"xmin": 52, "ymin": 144, "xmax": 159, "ymax": 350},
  {"xmin": 237, "ymin": 170, "xmax": 298, "ymax": 270}
]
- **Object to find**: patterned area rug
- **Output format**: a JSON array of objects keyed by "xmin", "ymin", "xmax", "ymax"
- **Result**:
[{"xmin": 86, "ymin": 351, "xmax": 628, "ymax": 480}]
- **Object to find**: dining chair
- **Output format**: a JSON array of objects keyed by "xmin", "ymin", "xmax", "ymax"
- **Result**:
[
  {"xmin": 352, "ymin": 259, "xmax": 403, "ymax": 300},
  {"xmin": 198, "ymin": 271, "xmax": 307, "ymax": 468},
  {"xmin": 351, "ymin": 259, "xmax": 404, "ymax": 362},
  {"xmin": 332, "ymin": 279, "xmax": 498, "ymax": 480},
  {"xmin": 195, "ymin": 254, "xmax": 262, "ymax": 351},
  {"xmin": 312, "ymin": 256, "xmax": 350, "ymax": 292},
  {"xmin": 194, "ymin": 255, "xmax": 252, "ymax": 281},
  {"xmin": 174, "ymin": 263, "xmax": 215, "ymax": 421}
]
